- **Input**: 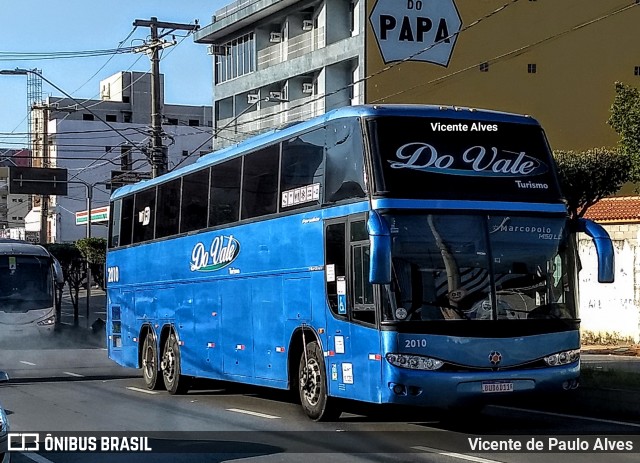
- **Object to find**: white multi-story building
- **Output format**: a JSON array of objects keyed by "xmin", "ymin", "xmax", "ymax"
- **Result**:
[
  {"xmin": 194, "ymin": 0, "xmax": 364, "ymax": 150},
  {"xmin": 28, "ymin": 71, "xmax": 213, "ymax": 243}
]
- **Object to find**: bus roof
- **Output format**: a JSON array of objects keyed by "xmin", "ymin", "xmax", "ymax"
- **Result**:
[
  {"xmin": 110, "ymin": 104, "xmax": 541, "ymax": 201},
  {"xmin": 0, "ymin": 239, "xmax": 51, "ymax": 257}
]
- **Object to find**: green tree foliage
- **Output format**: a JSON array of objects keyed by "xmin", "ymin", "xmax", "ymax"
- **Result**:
[
  {"xmin": 76, "ymin": 237, "xmax": 107, "ymax": 289},
  {"xmin": 608, "ymin": 82, "xmax": 640, "ymax": 182},
  {"xmin": 553, "ymin": 148, "xmax": 631, "ymax": 219}
]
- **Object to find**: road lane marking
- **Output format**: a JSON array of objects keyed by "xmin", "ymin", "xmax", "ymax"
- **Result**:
[
  {"xmin": 20, "ymin": 361, "xmax": 36, "ymax": 366},
  {"xmin": 494, "ymin": 405, "xmax": 640, "ymax": 428},
  {"xmin": 63, "ymin": 371, "xmax": 84, "ymax": 377},
  {"xmin": 227, "ymin": 408, "xmax": 280, "ymax": 419},
  {"xmin": 412, "ymin": 446, "xmax": 505, "ymax": 463},
  {"xmin": 126, "ymin": 386, "xmax": 160, "ymax": 395},
  {"xmin": 23, "ymin": 453, "xmax": 56, "ymax": 463}
]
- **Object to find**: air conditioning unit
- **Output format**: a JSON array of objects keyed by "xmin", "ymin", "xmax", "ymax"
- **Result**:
[
  {"xmin": 207, "ymin": 44, "xmax": 229, "ymax": 56},
  {"xmin": 269, "ymin": 91, "xmax": 282, "ymax": 100},
  {"xmin": 302, "ymin": 19, "xmax": 313, "ymax": 31},
  {"xmin": 247, "ymin": 93, "xmax": 259, "ymax": 104},
  {"xmin": 269, "ymin": 32, "xmax": 282, "ymax": 43},
  {"xmin": 302, "ymin": 82, "xmax": 313, "ymax": 94}
]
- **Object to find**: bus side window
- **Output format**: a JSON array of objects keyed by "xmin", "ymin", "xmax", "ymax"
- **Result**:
[
  {"xmin": 325, "ymin": 120, "xmax": 366, "ymax": 203},
  {"xmin": 325, "ymin": 222, "xmax": 347, "ymax": 318},
  {"xmin": 119, "ymin": 196, "xmax": 134, "ymax": 247},
  {"xmin": 109, "ymin": 200, "xmax": 122, "ymax": 248}
]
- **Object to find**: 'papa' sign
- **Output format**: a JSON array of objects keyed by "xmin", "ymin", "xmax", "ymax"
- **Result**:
[{"xmin": 370, "ymin": 0, "xmax": 462, "ymax": 66}]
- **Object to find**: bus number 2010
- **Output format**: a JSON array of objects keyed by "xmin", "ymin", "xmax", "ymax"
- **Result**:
[
  {"xmin": 107, "ymin": 266, "xmax": 120, "ymax": 283},
  {"xmin": 405, "ymin": 339, "xmax": 427, "ymax": 348}
]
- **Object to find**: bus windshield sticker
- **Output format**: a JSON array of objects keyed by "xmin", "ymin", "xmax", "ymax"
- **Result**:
[
  {"xmin": 326, "ymin": 264, "xmax": 335, "ymax": 282},
  {"xmin": 190, "ymin": 235, "xmax": 240, "ymax": 272},
  {"xmin": 335, "ymin": 336, "xmax": 345, "ymax": 354},
  {"xmin": 8, "ymin": 256, "xmax": 16, "ymax": 271},
  {"xmin": 337, "ymin": 276, "xmax": 347, "ymax": 314}
]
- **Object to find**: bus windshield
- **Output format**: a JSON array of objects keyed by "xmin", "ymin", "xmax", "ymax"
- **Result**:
[
  {"xmin": 382, "ymin": 214, "xmax": 578, "ymax": 322},
  {"xmin": 368, "ymin": 116, "xmax": 563, "ymax": 203},
  {"xmin": 0, "ymin": 255, "xmax": 54, "ymax": 313}
]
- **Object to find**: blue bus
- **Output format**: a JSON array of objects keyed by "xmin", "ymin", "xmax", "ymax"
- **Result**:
[{"xmin": 106, "ymin": 105, "xmax": 614, "ymax": 420}]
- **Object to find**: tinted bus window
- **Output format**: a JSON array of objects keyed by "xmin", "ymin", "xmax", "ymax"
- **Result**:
[
  {"xmin": 132, "ymin": 187, "xmax": 156, "ymax": 244},
  {"xmin": 325, "ymin": 120, "xmax": 366, "ymax": 203},
  {"xmin": 280, "ymin": 128, "xmax": 325, "ymax": 212},
  {"xmin": 242, "ymin": 145, "xmax": 280, "ymax": 219},
  {"xmin": 181, "ymin": 169, "xmax": 210, "ymax": 233},
  {"xmin": 109, "ymin": 200, "xmax": 122, "ymax": 248},
  {"xmin": 120, "ymin": 195, "xmax": 134, "ymax": 246},
  {"xmin": 210, "ymin": 157, "xmax": 241, "ymax": 227},
  {"xmin": 156, "ymin": 179, "xmax": 181, "ymax": 239}
]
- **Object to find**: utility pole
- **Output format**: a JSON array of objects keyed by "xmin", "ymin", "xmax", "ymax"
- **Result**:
[{"xmin": 133, "ymin": 17, "xmax": 200, "ymax": 178}]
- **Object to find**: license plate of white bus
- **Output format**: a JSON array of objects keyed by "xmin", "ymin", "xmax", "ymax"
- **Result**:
[{"xmin": 481, "ymin": 381, "xmax": 513, "ymax": 393}]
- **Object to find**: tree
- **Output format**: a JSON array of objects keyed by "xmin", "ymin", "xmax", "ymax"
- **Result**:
[
  {"xmin": 553, "ymin": 147, "xmax": 631, "ymax": 219},
  {"xmin": 608, "ymin": 82, "xmax": 640, "ymax": 182},
  {"xmin": 76, "ymin": 237, "xmax": 107, "ymax": 289},
  {"xmin": 45, "ymin": 243, "xmax": 86, "ymax": 325}
]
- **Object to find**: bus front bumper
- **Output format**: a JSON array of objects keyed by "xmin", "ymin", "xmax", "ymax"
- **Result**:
[{"xmin": 381, "ymin": 362, "xmax": 580, "ymax": 409}]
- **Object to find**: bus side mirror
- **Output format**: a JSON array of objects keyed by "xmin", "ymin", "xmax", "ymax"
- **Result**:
[
  {"xmin": 368, "ymin": 211, "xmax": 391, "ymax": 284},
  {"xmin": 53, "ymin": 257, "xmax": 65, "ymax": 287},
  {"xmin": 577, "ymin": 218, "xmax": 614, "ymax": 283}
]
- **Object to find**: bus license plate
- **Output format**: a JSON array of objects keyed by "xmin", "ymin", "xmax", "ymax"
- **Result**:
[{"xmin": 481, "ymin": 381, "xmax": 513, "ymax": 393}]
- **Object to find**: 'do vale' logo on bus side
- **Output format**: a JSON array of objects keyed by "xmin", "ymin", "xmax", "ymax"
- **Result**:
[
  {"xmin": 389, "ymin": 143, "xmax": 548, "ymax": 177},
  {"xmin": 190, "ymin": 235, "xmax": 240, "ymax": 272}
]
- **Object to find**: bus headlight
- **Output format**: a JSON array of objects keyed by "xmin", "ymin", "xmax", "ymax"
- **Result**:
[
  {"xmin": 544, "ymin": 349, "xmax": 580, "ymax": 366},
  {"xmin": 386, "ymin": 353, "xmax": 444, "ymax": 371},
  {"xmin": 37, "ymin": 315, "xmax": 56, "ymax": 326}
]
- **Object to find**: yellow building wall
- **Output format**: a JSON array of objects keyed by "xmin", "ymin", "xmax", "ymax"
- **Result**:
[{"xmin": 365, "ymin": 0, "xmax": 640, "ymax": 151}]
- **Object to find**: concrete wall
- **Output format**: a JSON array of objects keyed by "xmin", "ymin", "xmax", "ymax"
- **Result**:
[{"xmin": 579, "ymin": 224, "xmax": 640, "ymax": 343}]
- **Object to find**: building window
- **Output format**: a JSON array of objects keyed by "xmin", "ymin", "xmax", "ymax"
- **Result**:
[
  {"xmin": 635, "ymin": 66, "xmax": 640, "ymax": 76},
  {"xmin": 479, "ymin": 62, "xmax": 489, "ymax": 72},
  {"xmin": 166, "ymin": 118, "xmax": 178, "ymax": 125},
  {"xmin": 182, "ymin": 150, "xmax": 189, "ymax": 157},
  {"xmin": 123, "ymin": 112, "xmax": 132, "ymax": 123},
  {"xmin": 83, "ymin": 114, "xmax": 95, "ymax": 121},
  {"xmin": 106, "ymin": 114, "xmax": 117, "ymax": 122},
  {"xmin": 188, "ymin": 119, "xmax": 200, "ymax": 127},
  {"xmin": 122, "ymin": 96, "xmax": 130, "ymax": 103},
  {"xmin": 215, "ymin": 32, "xmax": 256, "ymax": 84},
  {"xmin": 528, "ymin": 63, "xmax": 537, "ymax": 74},
  {"xmin": 121, "ymin": 146, "xmax": 133, "ymax": 171}
]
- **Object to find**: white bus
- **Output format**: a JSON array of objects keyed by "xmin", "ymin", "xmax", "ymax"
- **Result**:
[{"xmin": 0, "ymin": 239, "xmax": 64, "ymax": 337}]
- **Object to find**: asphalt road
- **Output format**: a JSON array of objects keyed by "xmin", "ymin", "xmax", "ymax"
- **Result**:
[{"xmin": 2, "ymin": 342, "xmax": 640, "ymax": 463}]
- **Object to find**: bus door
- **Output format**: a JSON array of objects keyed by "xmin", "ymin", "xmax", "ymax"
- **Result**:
[{"xmin": 324, "ymin": 217, "xmax": 381, "ymax": 402}]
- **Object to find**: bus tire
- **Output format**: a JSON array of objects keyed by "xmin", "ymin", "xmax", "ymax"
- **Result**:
[
  {"xmin": 142, "ymin": 334, "xmax": 162, "ymax": 390},
  {"xmin": 162, "ymin": 333, "xmax": 191, "ymax": 394},
  {"xmin": 298, "ymin": 341, "xmax": 341, "ymax": 421}
]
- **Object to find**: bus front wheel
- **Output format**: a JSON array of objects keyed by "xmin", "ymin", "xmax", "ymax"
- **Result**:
[
  {"xmin": 298, "ymin": 341, "xmax": 341, "ymax": 421},
  {"xmin": 162, "ymin": 333, "xmax": 191, "ymax": 394},
  {"xmin": 142, "ymin": 334, "xmax": 162, "ymax": 390}
]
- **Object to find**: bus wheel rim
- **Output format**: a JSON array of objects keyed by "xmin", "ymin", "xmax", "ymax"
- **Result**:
[{"xmin": 302, "ymin": 358, "xmax": 322, "ymax": 406}]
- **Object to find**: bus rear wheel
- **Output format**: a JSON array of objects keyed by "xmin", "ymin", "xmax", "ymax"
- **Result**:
[
  {"xmin": 162, "ymin": 333, "xmax": 191, "ymax": 394},
  {"xmin": 298, "ymin": 341, "xmax": 341, "ymax": 421},
  {"xmin": 142, "ymin": 334, "xmax": 162, "ymax": 390}
]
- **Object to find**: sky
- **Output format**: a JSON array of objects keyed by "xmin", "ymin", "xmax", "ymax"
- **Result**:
[{"xmin": 0, "ymin": 0, "xmax": 229, "ymax": 149}]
